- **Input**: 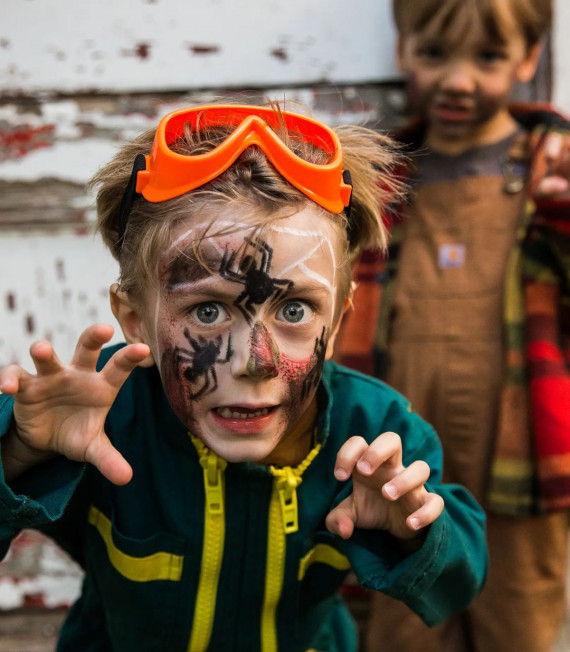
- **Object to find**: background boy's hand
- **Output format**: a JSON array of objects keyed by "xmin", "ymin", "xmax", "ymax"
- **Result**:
[
  {"xmin": 534, "ymin": 131, "xmax": 570, "ymax": 196},
  {"xmin": 325, "ymin": 432, "xmax": 444, "ymax": 542},
  {"xmin": 0, "ymin": 324, "xmax": 149, "ymax": 485}
]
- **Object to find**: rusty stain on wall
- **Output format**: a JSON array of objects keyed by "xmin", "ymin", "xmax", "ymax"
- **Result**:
[
  {"xmin": 188, "ymin": 44, "xmax": 220, "ymax": 55},
  {"xmin": 270, "ymin": 47, "xmax": 288, "ymax": 62},
  {"xmin": 120, "ymin": 42, "xmax": 152, "ymax": 60}
]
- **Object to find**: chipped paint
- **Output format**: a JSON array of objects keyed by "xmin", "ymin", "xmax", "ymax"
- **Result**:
[
  {"xmin": 0, "ymin": 532, "xmax": 83, "ymax": 610},
  {"xmin": 270, "ymin": 48, "xmax": 288, "ymax": 62},
  {"xmin": 0, "ymin": 124, "xmax": 55, "ymax": 162},
  {"xmin": 188, "ymin": 44, "xmax": 220, "ymax": 55},
  {"xmin": 0, "ymin": 230, "xmax": 121, "ymax": 370},
  {"xmin": 0, "ymin": 0, "xmax": 398, "ymax": 93}
]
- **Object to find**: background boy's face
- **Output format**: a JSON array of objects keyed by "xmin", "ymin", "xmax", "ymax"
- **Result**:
[
  {"xmin": 398, "ymin": 9, "xmax": 540, "ymax": 147},
  {"xmin": 140, "ymin": 205, "xmax": 343, "ymax": 463}
]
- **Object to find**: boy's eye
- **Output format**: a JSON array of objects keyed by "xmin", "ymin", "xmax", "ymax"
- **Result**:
[
  {"xmin": 418, "ymin": 45, "xmax": 444, "ymax": 60},
  {"xmin": 190, "ymin": 302, "xmax": 228, "ymax": 325},
  {"xmin": 478, "ymin": 50, "xmax": 505, "ymax": 64},
  {"xmin": 277, "ymin": 300, "xmax": 313, "ymax": 324}
]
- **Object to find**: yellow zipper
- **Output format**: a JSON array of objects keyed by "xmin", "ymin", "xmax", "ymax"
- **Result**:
[
  {"xmin": 261, "ymin": 443, "xmax": 322, "ymax": 652},
  {"xmin": 188, "ymin": 436, "xmax": 227, "ymax": 652}
]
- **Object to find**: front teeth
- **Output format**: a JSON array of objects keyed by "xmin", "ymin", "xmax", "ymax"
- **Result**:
[{"xmin": 217, "ymin": 407, "xmax": 270, "ymax": 419}]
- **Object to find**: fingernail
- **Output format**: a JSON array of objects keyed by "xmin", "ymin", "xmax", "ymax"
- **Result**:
[
  {"xmin": 409, "ymin": 517, "xmax": 420, "ymax": 530},
  {"xmin": 335, "ymin": 467, "xmax": 348, "ymax": 481},
  {"xmin": 384, "ymin": 484, "xmax": 398, "ymax": 499},
  {"xmin": 357, "ymin": 459, "xmax": 371, "ymax": 474}
]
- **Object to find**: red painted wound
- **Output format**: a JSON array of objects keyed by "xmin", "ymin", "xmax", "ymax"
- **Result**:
[{"xmin": 248, "ymin": 322, "xmax": 279, "ymax": 377}]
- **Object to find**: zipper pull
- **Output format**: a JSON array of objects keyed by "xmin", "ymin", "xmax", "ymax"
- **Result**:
[
  {"xmin": 275, "ymin": 468, "xmax": 301, "ymax": 534},
  {"xmin": 200, "ymin": 451, "xmax": 226, "ymax": 515}
]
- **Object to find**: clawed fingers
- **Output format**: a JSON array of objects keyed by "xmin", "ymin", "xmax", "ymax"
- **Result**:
[
  {"xmin": 355, "ymin": 431, "xmax": 403, "ymax": 477},
  {"xmin": 335, "ymin": 432, "xmax": 404, "ymax": 484},
  {"xmin": 325, "ymin": 496, "xmax": 357, "ymax": 540},
  {"xmin": 382, "ymin": 460, "xmax": 431, "ymax": 501},
  {"xmin": 83, "ymin": 431, "xmax": 133, "ymax": 486},
  {"xmin": 29, "ymin": 340, "xmax": 64, "ymax": 376},
  {"xmin": 534, "ymin": 175, "xmax": 570, "ymax": 197},
  {"xmin": 406, "ymin": 492, "xmax": 445, "ymax": 531},
  {"xmin": 0, "ymin": 365, "xmax": 30, "ymax": 395},
  {"xmin": 71, "ymin": 324, "xmax": 116, "ymax": 369},
  {"xmin": 334, "ymin": 436, "xmax": 368, "ymax": 481},
  {"xmin": 544, "ymin": 131, "xmax": 564, "ymax": 163},
  {"xmin": 100, "ymin": 343, "xmax": 151, "ymax": 389}
]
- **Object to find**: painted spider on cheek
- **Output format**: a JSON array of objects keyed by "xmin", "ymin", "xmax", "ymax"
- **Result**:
[
  {"xmin": 174, "ymin": 328, "xmax": 234, "ymax": 399},
  {"xmin": 301, "ymin": 326, "xmax": 327, "ymax": 400},
  {"xmin": 218, "ymin": 237, "xmax": 293, "ymax": 325}
]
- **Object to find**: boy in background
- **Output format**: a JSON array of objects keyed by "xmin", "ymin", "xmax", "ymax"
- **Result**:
[{"xmin": 337, "ymin": 1, "xmax": 570, "ymax": 650}]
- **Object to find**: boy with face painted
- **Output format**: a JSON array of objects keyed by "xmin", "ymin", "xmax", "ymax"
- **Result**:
[
  {"xmin": 334, "ymin": 1, "xmax": 570, "ymax": 651},
  {"xmin": 0, "ymin": 104, "xmax": 487, "ymax": 652}
]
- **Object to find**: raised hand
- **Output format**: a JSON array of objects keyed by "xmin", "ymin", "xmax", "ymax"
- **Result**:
[
  {"xmin": 326, "ymin": 432, "xmax": 444, "ymax": 542},
  {"xmin": 0, "ymin": 324, "xmax": 150, "ymax": 485},
  {"xmin": 534, "ymin": 131, "xmax": 570, "ymax": 197}
]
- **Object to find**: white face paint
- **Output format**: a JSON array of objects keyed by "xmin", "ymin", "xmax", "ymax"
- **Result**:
[{"xmin": 140, "ymin": 205, "xmax": 343, "ymax": 463}]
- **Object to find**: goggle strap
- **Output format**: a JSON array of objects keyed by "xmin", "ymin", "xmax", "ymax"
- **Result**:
[
  {"xmin": 116, "ymin": 153, "xmax": 147, "ymax": 255},
  {"xmin": 343, "ymin": 169, "xmax": 356, "ymax": 247},
  {"xmin": 115, "ymin": 159, "xmax": 355, "ymax": 255}
]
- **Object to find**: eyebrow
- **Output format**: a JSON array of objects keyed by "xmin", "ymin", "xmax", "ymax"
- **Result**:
[
  {"xmin": 280, "ymin": 278, "xmax": 332, "ymax": 299},
  {"xmin": 165, "ymin": 250, "xmax": 216, "ymax": 290}
]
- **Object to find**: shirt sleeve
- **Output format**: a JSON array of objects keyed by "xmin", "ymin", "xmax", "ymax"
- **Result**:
[
  {"xmin": 335, "ymin": 399, "xmax": 488, "ymax": 627},
  {"xmin": 0, "ymin": 393, "xmax": 85, "ymax": 559}
]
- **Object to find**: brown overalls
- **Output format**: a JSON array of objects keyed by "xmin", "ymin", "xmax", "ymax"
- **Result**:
[{"xmin": 366, "ymin": 134, "xmax": 569, "ymax": 652}]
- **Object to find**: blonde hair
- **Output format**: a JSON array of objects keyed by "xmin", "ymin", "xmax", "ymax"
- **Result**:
[
  {"xmin": 91, "ymin": 103, "xmax": 402, "ymax": 307},
  {"xmin": 392, "ymin": 0, "xmax": 551, "ymax": 48}
]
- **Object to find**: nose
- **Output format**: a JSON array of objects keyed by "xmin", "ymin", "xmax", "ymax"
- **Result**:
[
  {"xmin": 231, "ymin": 321, "xmax": 280, "ymax": 379},
  {"xmin": 439, "ymin": 60, "xmax": 476, "ymax": 94}
]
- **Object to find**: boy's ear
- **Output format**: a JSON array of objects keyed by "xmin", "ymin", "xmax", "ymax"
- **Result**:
[
  {"xmin": 517, "ymin": 43, "xmax": 542, "ymax": 83},
  {"xmin": 109, "ymin": 283, "xmax": 156, "ymax": 368}
]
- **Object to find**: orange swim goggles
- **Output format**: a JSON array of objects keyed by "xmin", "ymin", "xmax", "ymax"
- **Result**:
[{"xmin": 117, "ymin": 104, "xmax": 353, "ymax": 252}]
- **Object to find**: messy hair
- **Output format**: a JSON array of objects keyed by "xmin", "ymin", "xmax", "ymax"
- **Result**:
[
  {"xmin": 392, "ymin": 0, "xmax": 551, "ymax": 47},
  {"xmin": 90, "ymin": 103, "xmax": 402, "ymax": 307}
]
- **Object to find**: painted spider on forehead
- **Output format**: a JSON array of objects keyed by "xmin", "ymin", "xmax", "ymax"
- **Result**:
[
  {"xmin": 218, "ymin": 236, "xmax": 294, "ymax": 325},
  {"xmin": 174, "ymin": 328, "xmax": 233, "ymax": 399}
]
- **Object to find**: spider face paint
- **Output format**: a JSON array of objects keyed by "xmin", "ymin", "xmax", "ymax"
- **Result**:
[
  {"xmin": 173, "ymin": 328, "xmax": 234, "ymax": 399},
  {"xmin": 142, "ymin": 205, "xmax": 344, "ymax": 464},
  {"xmin": 219, "ymin": 238, "xmax": 294, "ymax": 325}
]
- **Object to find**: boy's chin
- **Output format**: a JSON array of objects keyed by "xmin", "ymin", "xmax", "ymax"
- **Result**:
[{"xmin": 194, "ymin": 435, "xmax": 278, "ymax": 465}]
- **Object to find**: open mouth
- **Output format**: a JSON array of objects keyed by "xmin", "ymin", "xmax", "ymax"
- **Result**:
[
  {"xmin": 434, "ymin": 101, "xmax": 472, "ymax": 121},
  {"xmin": 215, "ymin": 406, "xmax": 274, "ymax": 419},
  {"xmin": 211, "ymin": 404, "xmax": 279, "ymax": 435}
]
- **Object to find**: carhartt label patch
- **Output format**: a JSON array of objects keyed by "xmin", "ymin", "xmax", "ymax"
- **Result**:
[{"xmin": 438, "ymin": 244, "xmax": 465, "ymax": 269}]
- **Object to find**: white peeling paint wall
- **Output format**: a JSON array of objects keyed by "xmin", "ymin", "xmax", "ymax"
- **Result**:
[
  {"xmin": 552, "ymin": 0, "xmax": 570, "ymax": 112},
  {"xmin": 1, "ymin": 0, "xmax": 398, "ymax": 93},
  {"xmin": 1, "ymin": 0, "xmax": 569, "ymax": 619},
  {"xmin": 0, "ymin": 231, "xmax": 120, "ymax": 370}
]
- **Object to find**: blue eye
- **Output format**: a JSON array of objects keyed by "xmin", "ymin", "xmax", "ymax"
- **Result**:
[
  {"xmin": 278, "ymin": 301, "xmax": 312, "ymax": 324},
  {"xmin": 191, "ymin": 302, "xmax": 227, "ymax": 325}
]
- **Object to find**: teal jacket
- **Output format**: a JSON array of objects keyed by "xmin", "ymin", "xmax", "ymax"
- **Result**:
[{"xmin": 0, "ymin": 347, "xmax": 487, "ymax": 652}]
